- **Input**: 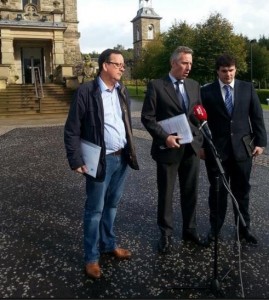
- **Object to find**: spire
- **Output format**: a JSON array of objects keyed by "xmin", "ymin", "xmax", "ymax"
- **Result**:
[
  {"xmin": 134, "ymin": 0, "xmax": 161, "ymax": 21},
  {"xmin": 139, "ymin": 0, "xmax": 152, "ymax": 9}
]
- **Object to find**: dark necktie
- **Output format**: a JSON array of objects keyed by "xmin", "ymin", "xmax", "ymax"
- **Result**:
[
  {"xmin": 224, "ymin": 85, "xmax": 233, "ymax": 116},
  {"xmin": 175, "ymin": 81, "xmax": 187, "ymax": 113}
]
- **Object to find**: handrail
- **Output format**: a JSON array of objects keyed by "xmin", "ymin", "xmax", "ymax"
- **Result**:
[{"xmin": 33, "ymin": 67, "xmax": 44, "ymax": 112}]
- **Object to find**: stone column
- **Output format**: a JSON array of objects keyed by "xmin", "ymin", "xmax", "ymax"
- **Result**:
[
  {"xmin": 53, "ymin": 31, "xmax": 65, "ymax": 67},
  {"xmin": 0, "ymin": 29, "xmax": 14, "ymax": 64}
]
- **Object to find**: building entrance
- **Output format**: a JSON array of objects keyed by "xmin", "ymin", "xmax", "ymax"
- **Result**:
[{"xmin": 22, "ymin": 48, "xmax": 44, "ymax": 84}]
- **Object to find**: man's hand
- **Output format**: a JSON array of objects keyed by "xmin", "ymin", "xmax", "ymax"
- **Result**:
[
  {"xmin": 165, "ymin": 135, "xmax": 182, "ymax": 148},
  {"xmin": 252, "ymin": 146, "xmax": 265, "ymax": 156},
  {"xmin": 75, "ymin": 165, "xmax": 88, "ymax": 174}
]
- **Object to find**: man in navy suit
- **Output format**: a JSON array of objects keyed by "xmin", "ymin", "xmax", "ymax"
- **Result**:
[
  {"xmin": 201, "ymin": 54, "xmax": 267, "ymax": 245},
  {"xmin": 141, "ymin": 46, "xmax": 205, "ymax": 253}
]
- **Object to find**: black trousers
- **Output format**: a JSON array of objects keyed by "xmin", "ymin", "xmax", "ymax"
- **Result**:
[
  {"xmin": 156, "ymin": 145, "xmax": 200, "ymax": 236},
  {"xmin": 205, "ymin": 155, "xmax": 253, "ymax": 233}
]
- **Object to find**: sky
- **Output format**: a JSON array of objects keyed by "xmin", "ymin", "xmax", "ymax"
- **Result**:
[{"xmin": 77, "ymin": 0, "xmax": 269, "ymax": 54}]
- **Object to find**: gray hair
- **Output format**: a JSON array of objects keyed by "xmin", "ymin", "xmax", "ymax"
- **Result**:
[{"xmin": 170, "ymin": 46, "xmax": 193, "ymax": 62}]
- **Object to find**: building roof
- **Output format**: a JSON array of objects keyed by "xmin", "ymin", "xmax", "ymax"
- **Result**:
[
  {"xmin": 0, "ymin": 19, "xmax": 66, "ymax": 30},
  {"xmin": 131, "ymin": 7, "xmax": 162, "ymax": 22}
]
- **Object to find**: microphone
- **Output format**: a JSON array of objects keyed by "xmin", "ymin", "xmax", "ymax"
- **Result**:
[{"xmin": 192, "ymin": 104, "xmax": 212, "ymax": 140}]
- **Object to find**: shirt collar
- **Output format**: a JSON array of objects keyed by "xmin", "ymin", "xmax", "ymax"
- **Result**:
[
  {"xmin": 98, "ymin": 76, "xmax": 120, "ymax": 92},
  {"xmin": 219, "ymin": 79, "xmax": 235, "ymax": 89},
  {"xmin": 169, "ymin": 73, "xmax": 184, "ymax": 84}
]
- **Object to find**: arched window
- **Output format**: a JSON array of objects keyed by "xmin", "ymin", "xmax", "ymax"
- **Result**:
[{"xmin": 147, "ymin": 24, "xmax": 154, "ymax": 39}]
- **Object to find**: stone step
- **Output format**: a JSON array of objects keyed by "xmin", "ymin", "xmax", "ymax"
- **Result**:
[{"xmin": 0, "ymin": 84, "xmax": 74, "ymax": 116}]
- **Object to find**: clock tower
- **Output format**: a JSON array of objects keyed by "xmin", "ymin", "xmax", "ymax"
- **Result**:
[{"xmin": 131, "ymin": 0, "xmax": 162, "ymax": 60}]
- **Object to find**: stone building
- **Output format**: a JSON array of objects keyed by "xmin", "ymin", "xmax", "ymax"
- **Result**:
[
  {"xmin": 0, "ymin": 0, "xmax": 81, "ymax": 88},
  {"xmin": 131, "ymin": 0, "xmax": 161, "ymax": 61}
]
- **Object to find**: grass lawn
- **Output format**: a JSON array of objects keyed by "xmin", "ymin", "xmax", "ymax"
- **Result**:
[
  {"xmin": 126, "ymin": 85, "xmax": 269, "ymax": 110},
  {"xmin": 126, "ymin": 85, "xmax": 146, "ymax": 100},
  {"xmin": 262, "ymin": 104, "xmax": 269, "ymax": 110}
]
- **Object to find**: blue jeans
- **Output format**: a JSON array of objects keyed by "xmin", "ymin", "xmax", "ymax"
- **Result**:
[{"xmin": 84, "ymin": 154, "xmax": 128, "ymax": 264}]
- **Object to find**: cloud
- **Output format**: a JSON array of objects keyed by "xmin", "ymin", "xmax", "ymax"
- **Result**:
[{"xmin": 77, "ymin": 0, "xmax": 269, "ymax": 53}]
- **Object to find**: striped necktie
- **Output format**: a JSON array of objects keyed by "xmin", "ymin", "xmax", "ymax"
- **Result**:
[{"xmin": 224, "ymin": 85, "xmax": 233, "ymax": 116}]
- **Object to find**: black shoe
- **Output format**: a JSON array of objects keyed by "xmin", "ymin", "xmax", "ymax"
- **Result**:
[
  {"xmin": 238, "ymin": 229, "xmax": 258, "ymax": 245},
  {"xmin": 158, "ymin": 236, "xmax": 173, "ymax": 254},
  {"xmin": 182, "ymin": 231, "xmax": 207, "ymax": 246}
]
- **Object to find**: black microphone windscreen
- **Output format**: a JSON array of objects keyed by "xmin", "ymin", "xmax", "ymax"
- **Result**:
[{"xmin": 189, "ymin": 114, "xmax": 200, "ymax": 127}]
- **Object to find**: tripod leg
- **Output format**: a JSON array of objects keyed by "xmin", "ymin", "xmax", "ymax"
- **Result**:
[
  {"xmin": 213, "ymin": 176, "xmax": 219, "ymax": 280},
  {"xmin": 209, "ymin": 177, "xmax": 225, "ymax": 298},
  {"xmin": 211, "ymin": 279, "xmax": 224, "ymax": 297}
]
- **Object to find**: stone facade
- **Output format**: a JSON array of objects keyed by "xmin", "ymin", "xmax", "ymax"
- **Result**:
[
  {"xmin": 0, "ymin": 0, "xmax": 81, "ymax": 87},
  {"xmin": 131, "ymin": 0, "xmax": 161, "ymax": 60}
]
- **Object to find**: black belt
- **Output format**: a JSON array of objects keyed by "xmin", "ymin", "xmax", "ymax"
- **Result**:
[{"xmin": 108, "ymin": 149, "xmax": 123, "ymax": 156}]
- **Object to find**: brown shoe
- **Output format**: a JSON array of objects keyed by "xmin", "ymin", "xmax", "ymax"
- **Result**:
[
  {"xmin": 85, "ymin": 262, "xmax": 101, "ymax": 279},
  {"xmin": 109, "ymin": 248, "xmax": 132, "ymax": 259}
]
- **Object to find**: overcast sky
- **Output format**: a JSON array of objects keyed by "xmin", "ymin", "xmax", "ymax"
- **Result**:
[{"xmin": 77, "ymin": 0, "xmax": 269, "ymax": 54}]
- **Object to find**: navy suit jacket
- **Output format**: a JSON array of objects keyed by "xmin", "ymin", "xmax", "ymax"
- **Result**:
[
  {"xmin": 141, "ymin": 75, "xmax": 203, "ymax": 163},
  {"xmin": 201, "ymin": 79, "xmax": 267, "ymax": 161}
]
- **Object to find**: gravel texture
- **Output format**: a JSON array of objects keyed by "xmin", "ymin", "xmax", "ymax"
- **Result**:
[{"xmin": 0, "ymin": 103, "xmax": 268, "ymax": 299}]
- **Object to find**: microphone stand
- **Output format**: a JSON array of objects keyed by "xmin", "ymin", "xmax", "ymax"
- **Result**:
[
  {"xmin": 197, "ymin": 126, "xmax": 246, "ymax": 296},
  {"xmin": 167, "ymin": 125, "xmax": 246, "ymax": 297},
  {"xmin": 201, "ymin": 126, "xmax": 246, "ymax": 228}
]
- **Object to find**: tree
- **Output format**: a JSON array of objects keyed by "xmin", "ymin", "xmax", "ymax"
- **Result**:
[
  {"xmin": 88, "ymin": 51, "xmax": 99, "ymax": 58},
  {"xmin": 192, "ymin": 13, "xmax": 247, "ymax": 84},
  {"xmin": 133, "ymin": 13, "xmax": 249, "ymax": 83},
  {"xmin": 246, "ymin": 43, "xmax": 269, "ymax": 88},
  {"xmin": 133, "ymin": 35, "xmax": 168, "ymax": 80},
  {"xmin": 162, "ymin": 21, "xmax": 196, "ymax": 53},
  {"xmin": 258, "ymin": 35, "xmax": 269, "ymax": 50}
]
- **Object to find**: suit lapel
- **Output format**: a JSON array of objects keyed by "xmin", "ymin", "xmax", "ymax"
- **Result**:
[
  {"xmin": 163, "ymin": 76, "xmax": 182, "ymax": 110},
  {"xmin": 214, "ymin": 81, "xmax": 232, "ymax": 117},
  {"xmin": 184, "ymin": 79, "xmax": 195, "ymax": 115},
  {"xmin": 233, "ymin": 79, "xmax": 240, "ymax": 114}
]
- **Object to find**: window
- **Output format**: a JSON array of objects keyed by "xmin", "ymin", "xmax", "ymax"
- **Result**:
[
  {"xmin": 23, "ymin": 0, "xmax": 38, "ymax": 8},
  {"xmin": 147, "ymin": 24, "xmax": 154, "ymax": 40},
  {"xmin": 136, "ymin": 26, "xmax": 140, "ymax": 41}
]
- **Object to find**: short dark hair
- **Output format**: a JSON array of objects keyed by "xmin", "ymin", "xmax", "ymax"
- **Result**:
[
  {"xmin": 98, "ymin": 48, "xmax": 123, "ymax": 74},
  {"xmin": 215, "ymin": 54, "xmax": 236, "ymax": 70}
]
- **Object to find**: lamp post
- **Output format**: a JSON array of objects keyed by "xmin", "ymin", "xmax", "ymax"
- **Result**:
[{"xmin": 250, "ymin": 39, "xmax": 256, "ymax": 83}]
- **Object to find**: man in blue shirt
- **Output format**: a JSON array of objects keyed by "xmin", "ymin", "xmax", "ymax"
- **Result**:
[{"xmin": 64, "ymin": 49, "xmax": 139, "ymax": 279}]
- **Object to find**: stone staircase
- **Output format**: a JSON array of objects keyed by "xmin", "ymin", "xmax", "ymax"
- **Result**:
[{"xmin": 0, "ymin": 84, "xmax": 74, "ymax": 116}]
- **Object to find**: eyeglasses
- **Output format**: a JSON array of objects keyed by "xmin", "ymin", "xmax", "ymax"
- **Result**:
[{"xmin": 107, "ymin": 61, "xmax": 125, "ymax": 69}]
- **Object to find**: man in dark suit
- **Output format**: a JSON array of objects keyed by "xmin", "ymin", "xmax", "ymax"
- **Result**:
[
  {"xmin": 141, "ymin": 46, "xmax": 205, "ymax": 253},
  {"xmin": 201, "ymin": 54, "xmax": 267, "ymax": 245}
]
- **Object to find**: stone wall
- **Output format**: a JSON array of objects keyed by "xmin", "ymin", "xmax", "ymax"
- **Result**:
[{"xmin": 0, "ymin": 0, "xmax": 82, "ymax": 80}]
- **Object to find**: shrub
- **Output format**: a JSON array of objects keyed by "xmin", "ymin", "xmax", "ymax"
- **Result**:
[{"xmin": 256, "ymin": 89, "xmax": 269, "ymax": 105}]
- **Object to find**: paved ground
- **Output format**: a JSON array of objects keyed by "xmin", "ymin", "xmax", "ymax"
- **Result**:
[{"xmin": 0, "ymin": 101, "xmax": 268, "ymax": 299}]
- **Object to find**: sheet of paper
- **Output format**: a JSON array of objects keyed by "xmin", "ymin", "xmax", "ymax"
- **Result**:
[
  {"xmin": 158, "ymin": 113, "xmax": 193, "ymax": 144},
  {"xmin": 80, "ymin": 139, "xmax": 101, "ymax": 178}
]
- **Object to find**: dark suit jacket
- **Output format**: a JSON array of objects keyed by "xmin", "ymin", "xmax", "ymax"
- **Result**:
[
  {"xmin": 141, "ymin": 75, "xmax": 203, "ymax": 163},
  {"xmin": 201, "ymin": 79, "xmax": 267, "ymax": 161}
]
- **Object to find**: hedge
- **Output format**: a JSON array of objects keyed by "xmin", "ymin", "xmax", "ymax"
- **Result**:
[{"xmin": 256, "ymin": 89, "xmax": 269, "ymax": 105}]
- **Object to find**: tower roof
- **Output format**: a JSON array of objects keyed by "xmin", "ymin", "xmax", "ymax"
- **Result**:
[{"xmin": 131, "ymin": 4, "xmax": 162, "ymax": 23}]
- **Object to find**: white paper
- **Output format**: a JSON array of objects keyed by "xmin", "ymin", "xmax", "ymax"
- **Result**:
[
  {"xmin": 80, "ymin": 139, "xmax": 101, "ymax": 178},
  {"xmin": 158, "ymin": 114, "xmax": 193, "ymax": 144}
]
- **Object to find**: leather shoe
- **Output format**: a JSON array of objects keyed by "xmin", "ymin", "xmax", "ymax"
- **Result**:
[
  {"xmin": 108, "ymin": 248, "xmax": 132, "ymax": 259},
  {"xmin": 158, "ymin": 235, "xmax": 173, "ymax": 254},
  {"xmin": 238, "ymin": 229, "xmax": 258, "ymax": 245},
  {"xmin": 85, "ymin": 262, "xmax": 101, "ymax": 279},
  {"xmin": 182, "ymin": 231, "xmax": 207, "ymax": 246}
]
